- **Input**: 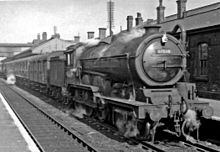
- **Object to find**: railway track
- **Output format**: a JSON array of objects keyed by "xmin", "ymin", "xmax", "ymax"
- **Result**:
[
  {"xmin": 183, "ymin": 141, "xmax": 220, "ymax": 152},
  {"xmin": 0, "ymin": 81, "xmax": 99, "ymax": 152},
  {"xmin": 83, "ymin": 116, "xmax": 220, "ymax": 152},
  {"xmin": 15, "ymin": 81, "xmax": 220, "ymax": 152}
]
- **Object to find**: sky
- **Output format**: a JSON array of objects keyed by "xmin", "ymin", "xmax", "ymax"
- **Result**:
[{"xmin": 0, "ymin": 0, "xmax": 219, "ymax": 43}]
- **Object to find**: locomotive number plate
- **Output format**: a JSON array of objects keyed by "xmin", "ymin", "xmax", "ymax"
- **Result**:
[{"xmin": 156, "ymin": 49, "xmax": 171, "ymax": 54}]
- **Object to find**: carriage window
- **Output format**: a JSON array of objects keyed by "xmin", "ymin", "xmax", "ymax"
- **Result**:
[{"xmin": 198, "ymin": 43, "xmax": 208, "ymax": 76}]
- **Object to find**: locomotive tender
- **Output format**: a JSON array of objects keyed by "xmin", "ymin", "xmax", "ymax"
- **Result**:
[{"xmin": 3, "ymin": 25, "xmax": 213, "ymax": 142}]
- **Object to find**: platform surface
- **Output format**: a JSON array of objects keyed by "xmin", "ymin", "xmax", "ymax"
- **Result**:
[
  {"xmin": 199, "ymin": 98, "xmax": 220, "ymax": 120},
  {"xmin": 0, "ymin": 93, "xmax": 39, "ymax": 152}
]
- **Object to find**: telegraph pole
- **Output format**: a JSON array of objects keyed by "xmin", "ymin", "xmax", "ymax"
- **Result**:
[{"xmin": 107, "ymin": 0, "xmax": 114, "ymax": 36}]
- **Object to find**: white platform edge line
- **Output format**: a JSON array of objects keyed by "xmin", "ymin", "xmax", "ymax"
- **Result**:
[
  {"xmin": 212, "ymin": 116, "xmax": 220, "ymax": 121},
  {"xmin": 0, "ymin": 93, "xmax": 40, "ymax": 152}
]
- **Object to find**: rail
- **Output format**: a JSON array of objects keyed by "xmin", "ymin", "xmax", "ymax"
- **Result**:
[{"xmin": 0, "ymin": 81, "xmax": 99, "ymax": 152}]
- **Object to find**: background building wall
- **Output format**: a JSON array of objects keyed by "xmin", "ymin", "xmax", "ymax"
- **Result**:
[
  {"xmin": 187, "ymin": 26, "xmax": 220, "ymax": 98},
  {"xmin": 32, "ymin": 38, "xmax": 74, "ymax": 54}
]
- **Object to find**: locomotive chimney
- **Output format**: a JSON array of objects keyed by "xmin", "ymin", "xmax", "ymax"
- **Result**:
[
  {"xmin": 157, "ymin": 0, "xmax": 165, "ymax": 24},
  {"xmin": 42, "ymin": 32, "xmax": 47, "ymax": 41},
  {"xmin": 135, "ymin": 12, "xmax": 143, "ymax": 26},
  {"xmin": 177, "ymin": 0, "xmax": 187, "ymax": 19},
  {"xmin": 98, "ymin": 28, "xmax": 106, "ymax": 40},
  {"xmin": 127, "ymin": 15, "xmax": 133, "ymax": 31},
  {"xmin": 143, "ymin": 25, "xmax": 161, "ymax": 35},
  {"xmin": 146, "ymin": 19, "xmax": 154, "ymax": 25},
  {"xmin": 74, "ymin": 36, "xmax": 80, "ymax": 43},
  {"xmin": 87, "ymin": 32, "xmax": 95, "ymax": 39}
]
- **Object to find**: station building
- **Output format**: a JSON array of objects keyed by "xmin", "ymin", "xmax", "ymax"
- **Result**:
[
  {"xmin": 145, "ymin": 0, "xmax": 220, "ymax": 99},
  {"xmin": 6, "ymin": 31, "xmax": 75, "ymax": 60}
]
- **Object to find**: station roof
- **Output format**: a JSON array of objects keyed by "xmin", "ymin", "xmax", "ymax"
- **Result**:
[
  {"xmin": 145, "ymin": 2, "xmax": 220, "ymax": 32},
  {"xmin": 0, "ymin": 43, "xmax": 33, "ymax": 47}
]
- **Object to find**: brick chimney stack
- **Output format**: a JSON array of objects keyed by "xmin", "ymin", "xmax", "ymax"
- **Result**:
[
  {"xmin": 127, "ymin": 16, "xmax": 133, "ymax": 31},
  {"xmin": 52, "ymin": 26, "xmax": 60, "ymax": 38},
  {"xmin": 54, "ymin": 26, "xmax": 57, "ymax": 34},
  {"xmin": 157, "ymin": 0, "xmax": 165, "ymax": 24},
  {"xmin": 87, "ymin": 32, "xmax": 94, "ymax": 39},
  {"xmin": 135, "ymin": 12, "xmax": 143, "ymax": 26},
  {"xmin": 177, "ymin": 0, "xmax": 187, "ymax": 19},
  {"xmin": 37, "ymin": 33, "xmax": 40, "ymax": 40},
  {"xmin": 42, "ymin": 32, "xmax": 47, "ymax": 41},
  {"xmin": 74, "ymin": 36, "xmax": 80, "ymax": 43},
  {"xmin": 98, "ymin": 28, "xmax": 106, "ymax": 40}
]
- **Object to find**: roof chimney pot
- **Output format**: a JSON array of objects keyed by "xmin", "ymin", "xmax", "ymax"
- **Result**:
[
  {"xmin": 135, "ymin": 12, "xmax": 143, "ymax": 26},
  {"xmin": 87, "ymin": 32, "xmax": 95, "ymax": 39},
  {"xmin": 157, "ymin": 0, "xmax": 165, "ymax": 24},
  {"xmin": 127, "ymin": 15, "xmax": 133, "ymax": 31},
  {"xmin": 74, "ymin": 36, "xmax": 80, "ymax": 43},
  {"xmin": 42, "ymin": 32, "xmax": 47, "ymax": 41},
  {"xmin": 98, "ymin": 28, "xmax": 106, "ymax": 40},
  {"xmin": 54, "ymin": 26, "xmax": 57, "ymax": 34},
  {"xmin": 37, "ymin": 33, "xmax": 40, "ymax": 40},
  {"xmin": 176, "ymin": 0, "xmax": 187, "ymax": 19}
]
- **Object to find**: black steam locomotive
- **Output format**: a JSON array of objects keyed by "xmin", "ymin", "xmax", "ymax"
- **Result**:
[{"xmin": 3, "ymin": 25, "xmax": 213, "ymax": 142}]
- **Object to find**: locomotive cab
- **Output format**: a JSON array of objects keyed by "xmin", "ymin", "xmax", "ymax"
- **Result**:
[{"xmin": 65, "ymin": 44, "xmax": 81, "ymax": 85}]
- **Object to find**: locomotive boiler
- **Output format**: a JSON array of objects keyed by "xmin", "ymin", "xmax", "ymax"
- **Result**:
[
  {"xmin": 80, "ymin": 26, "xmax": 184, "ymax": 87},
  {"xmin": 65, "ymin": 25, "xmax": 213, "ymax": 142}
]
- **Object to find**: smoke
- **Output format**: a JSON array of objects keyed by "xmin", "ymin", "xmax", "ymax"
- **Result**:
[
  {"xmin": 75, "ymin": 28, "xmax": 145, "ymax": 59},
  {"xmin": 61, "ymin": 87, "xmax": 69, "ymax": 96},
  {"xmin": 84, "ymin": 39, "xmax": 100, "ymax": 47},
  {"xmin": 182, "ymin": 109, "xmax": 200, "ymax": 143},
  {"xmin": 124, "ymin": 118, "xmax": 139, "ymax": 138},
  {"xmin": 75, "ymin": 45, "xmax": 85, "ymax": 66},
  {"xmin": 117, "ymin": 28, "xmax": 145, "ymax": 43},
  {"xmin": 75, "ymin": 39, "xmax": 101, "ymax": 64},
  {"xmin": 98, "ymin": 46, "xmax": 110, "ymax": 57},
  {"xmin": 115, "ymin": 110, "xmax": 139, "ymax": 138},
  {"xmin": 71, "ymin": 104, "xmax": 86, "ymax": 119},
  {"xmin": 184, "ymin": 109, "xmax": 200, "ymax": 130},
  {"xmin": 115, "ymin": 116, "xmax": 126, "ymax": 134},
  {"xmin": 6, "ymin": 74, "xmax": 16, "ymax": 85}
]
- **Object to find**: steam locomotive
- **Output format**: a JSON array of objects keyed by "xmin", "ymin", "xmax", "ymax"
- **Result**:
[{"xmin": 3, "ymin": 24, "xmax": 213, "ymax": 142}]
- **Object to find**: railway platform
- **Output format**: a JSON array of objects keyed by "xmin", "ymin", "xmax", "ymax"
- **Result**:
[
  {"xmin": 199, "ymin": 97, "xmax": 220, "ymax": 120},
  {"xmin": 0, "ymin": 93, "xmax": 39, "ymax": 152}
]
